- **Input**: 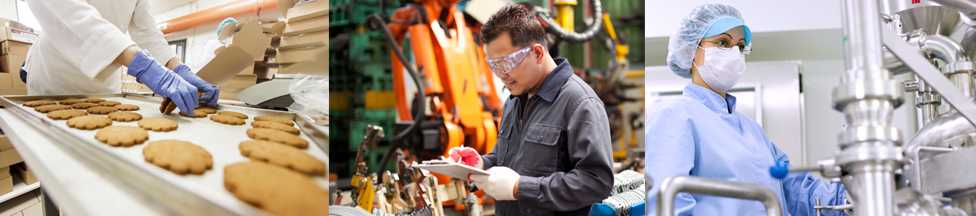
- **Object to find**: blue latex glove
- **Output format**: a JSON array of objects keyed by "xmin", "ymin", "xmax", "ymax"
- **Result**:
[
  {"xmin": 172, "ymin": 64, "xmax": 219, "ymax": 106},
  {"xmin": 127, "ymin": 51, "xmax": 199, "ymax": 113}
]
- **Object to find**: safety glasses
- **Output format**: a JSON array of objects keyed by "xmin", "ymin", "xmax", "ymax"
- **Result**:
[{"xmin": 487, "ymin": 46, "xmax": 533, "ymax": 76}]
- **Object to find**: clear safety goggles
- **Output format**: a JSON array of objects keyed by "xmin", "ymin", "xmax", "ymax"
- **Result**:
[{"xmin": 487, "ymin": 46, "xmax": 533, "ymax": 76}]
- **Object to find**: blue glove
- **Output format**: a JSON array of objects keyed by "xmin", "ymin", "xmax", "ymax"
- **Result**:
[
  {"xmin": 173, "ymin": 64, "xmax": 219, "ymax": 106},
  {"xmin": 127, "ymin": 51, "xmax": 199, "ymax": 113}
]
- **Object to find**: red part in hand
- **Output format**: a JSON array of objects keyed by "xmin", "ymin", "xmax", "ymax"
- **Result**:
[{"xmin": 449, "ymin": 147, "xmax": 480, "ymax": 167}]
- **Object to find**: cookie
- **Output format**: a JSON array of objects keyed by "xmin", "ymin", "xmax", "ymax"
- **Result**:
[
  {"xmin": 246, "ymin": 128, "xmax": 308, "ymax": 149},
  {"xmin": 251, "ymin": 121, "xmax": 300, "ymax": 135},
  {"xmin": 182, "ymin": 109, "xmax": 209, "ymax": 118},
  {"xmin": 254, "ymin": 115, "xmax": 294, "ymax": 126},
  {"xmin": 216, "ymin": 111, "xmax": 248, "ymax": 119},
  {"xmin": 23, "ymin": 100, "xmax": 56, "ymax": 107},
  {"xmin": 57, "ymin": 99, "xmax": 86, "ymax": 105},
  {"xmin": 223, "ymin": 162, "xmax": 328, "ymax": 216},
  {"xmin": 84, "ymin": 98, "xmax": 106, "ymax": 103},
  {"xmin": 87, "ymin": 106, "xmax": 118, "ymax": 114},
  {"xmin": 35, "ymin": 104, "xmax": 71, "ymax": 113},
  {"xmin": 108, "ymin": 111, "xmax": 143, "ymax": 122},
  {"xmin": 97, "ymin": 100, "xmax": 121, "ymax": 106},
  {"xmin": 160, "ymin": 98, "xmax": 177, "ymax": 114},
  {"xmin": 114, "ymin": 104, "xmax": 140, "ymax": 111},
  {"xmin": 47, "ymin": 109, "xmax": 87, "ymax": 120},
  {"xmin": 70, "ymin": 102, "xmax": 99, "ymax": 109},
  {"xmin": 211, "ymin": 114, "xmax": 246, "ymax": 125},
  {"xmin": 138, "ymin": 117, "xmax": 178, "ymax": 132},
  {"xmin": 143, "ymin": 140, "xmax": 212, "ymax": 175},
  {"xmin": 95, "ymin": 126, "xmax": 149, "ymax": 147},
  {"xmin": 196, "ymin": 106, "xmax": 218, "ymax": 114},
  {"xmin": 239, "ymin": 140, "xmax": 324, "ymax": 175},
  {"xmin": 66, "ymin": 115, "xmax": 113, "ymax": 130}
]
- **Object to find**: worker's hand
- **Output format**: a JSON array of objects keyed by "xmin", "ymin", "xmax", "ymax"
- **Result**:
[
  {"xmin": 172, "ymin": 64, "xmax": 220, "ymax": 106},
  {"xmin": 471, "ymin": 166, "xmax": 520, "ymax": 201},
  {"xmin": 448, "ymin": 147, "xmax": 483, "ymax": 169},
  {"xmin": 127, "ymin": 51, "xmax": 199, "ymax": 113}
]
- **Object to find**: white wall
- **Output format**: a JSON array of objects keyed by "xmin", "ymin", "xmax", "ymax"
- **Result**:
[
  {"xmin": 0, "ymin": 0, "xmax": 16, "ymax": 21},
  {"xmin": 645, "ymin": 0, "xmax": 842, "ymax": 38}
]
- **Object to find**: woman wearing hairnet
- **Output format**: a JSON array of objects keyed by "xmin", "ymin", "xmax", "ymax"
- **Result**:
[{"xmin": 645, "ymin": 4, "xmax": 847, "ymax": 216}]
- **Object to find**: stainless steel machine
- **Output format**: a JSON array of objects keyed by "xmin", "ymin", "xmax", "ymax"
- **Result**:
[{"xmin": 657, "ymin": 0, "xmax": 976, "ymax": 215}]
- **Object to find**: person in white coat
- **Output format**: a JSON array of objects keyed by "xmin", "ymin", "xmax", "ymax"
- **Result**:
[{"xmin": 23, "ymin": 0, "xmax": 220, "ymax": 113}]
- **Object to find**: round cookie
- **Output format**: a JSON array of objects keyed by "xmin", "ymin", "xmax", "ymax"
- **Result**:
[
  {"xmin": 196, "ymin": 106, "xmax": 218, "ymax": 115},
  {"xmin": 47, "ymin": 109, "xmax": 87, "ymax": 120},
  {"xmin": 23, "ymin": 100, "xmax": 56, "ymax": 107},
  {"xmin": 239, "ymin": 140, "xmax": 324, "ymax": 175},
  {"xmin": 143, "ymin": 140, "xmax": 212, "ymax": 175},
  {"xmin": 254, "ymin": 115, "xmax": 294, "ymax": 126},
  {"xmin": 138, "ymin": 117, "xmax": 178, "ymax": 132},
  {"xmin": 182, "ymin": 109, "xmax": 209, "ymax": 118},
  {"xmin": 84, "ymin": 98, "xmax": 105, "ymax": 103},
  {"xmin": 211, "ymin": 114, "xmax": 246, "ymax": 125},
  {"xmin": 108, "ymin": 111, "xmax": 143, "ymax": 122},
  {"xmin": 35, "ymin": 104, "xmax": 71, "ymax": 113},
  {"xmin": 114, "ymin": 104, "xmax": 140, "ymax": 111},
  {"xmin": 66, "ymin": 115, "xmax": 113, "ymax": 130},
  {"xmin": 216, "ymin": 111, "xmax": 248, "ymax": 119},
  {"xmin": 251, "ymin": 121, "xmax": 300, "ymax": 135},
  {"xmin": 223, "ymin": 162, "xmax": 328, "ymax": 216},
  {"xmin": 70, "ymin": 102, "xmax": 99, "ymax": 109},
  {"xmin": 97, "ymin": 100, "xmax": 121, "ymax": 106},
  {"xmin": 245, "ymin": 128, "xmax": 308, "ymax": 149},
  {"xmin": 95, "ymin": 126, "xmax": 149, "ymax": 147},
  {"xmin": 57, "ymin": 99, "xmax": 86, "ymax": 105},
  {"xmin": 87, "ymin": 106, "xmax": 118, "ymax": 114}
]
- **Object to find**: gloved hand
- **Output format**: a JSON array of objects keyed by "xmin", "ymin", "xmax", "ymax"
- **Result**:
[
  {"xmin": 471, "ymin": 166, "xmax": 520, "ymax": 201},
  {"xmin": 172, "ymin": 64, "xmax": 219, "ymax": 106},
  {"xmin": 127, "ymin": 51, "xmax": 199, "ymax": 113},
  {"xmin": 448, "ymin": 147, "xmax": 483, "ymax": 169}
]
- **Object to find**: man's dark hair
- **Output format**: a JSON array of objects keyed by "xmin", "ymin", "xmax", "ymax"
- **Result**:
[{"xmin": 481, "ymin": 4, "xmax": 547, "ymax": 47}]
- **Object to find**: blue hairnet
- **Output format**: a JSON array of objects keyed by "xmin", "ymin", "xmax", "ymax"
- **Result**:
[
  {"xmin": 667, "ymin": 3, "xmax": 751, "ymax": 78},
  {"xmin": 216, "ymin": 17, "xmax": 240, "ymax": 37}
]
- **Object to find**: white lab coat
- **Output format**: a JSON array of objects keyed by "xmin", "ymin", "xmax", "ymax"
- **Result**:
[{"xmin": 24, "ymin": 0, "xmax": 175, "ymax": 95}]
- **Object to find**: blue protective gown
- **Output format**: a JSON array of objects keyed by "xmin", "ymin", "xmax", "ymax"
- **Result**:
[{"xmin": 644, "ymin": 84, "xmax": 846, "ymax": 216}]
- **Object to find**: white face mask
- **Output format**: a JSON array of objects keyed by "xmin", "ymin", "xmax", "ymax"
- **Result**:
[{"xmin": 695, "ymin": 47, "xmax": 746, "ymax": 92}]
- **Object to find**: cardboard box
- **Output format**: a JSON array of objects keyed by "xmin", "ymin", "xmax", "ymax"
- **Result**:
[
  {"xmin": 0, "ymin": 176, "xmax": 11, "ymax": 194},
  {"xmin": 0, "ymin": 166, "xmax": 9, "ymax": 179},
  {"xmin": 0, "ymin": 18, "xmax": 38, "ymax": 44},
  {"xmin": 0, "ymin": 147, "xmax": 23, "ymax": 168},
  {"xmin": 15, "ymin": 165, "xmax": 35, "ymax": 184},
  {"xmin": 197, "ymin": 21, "xmax": 271, "ymax": 85},
  {"xmin": 284, "ymin": 0, "xmax": 328, "ymax": 22},
  {"xmin": 0, "ymin": 135, "xmax": 12, "ymax": 151},
  {"xmin": 1, "ymin": 41, "xmax": 30, "ymax": 74},
  {"xmin": 275, "ymin": 46, "xmax": 326, "ymax": 64},
  {"xmin": 284, "ymin": 16, "xmax": 327, "ymax": 36},
  {"xmin": 280, "ymin": 30, "xmax": 327, "ymax": 49}
]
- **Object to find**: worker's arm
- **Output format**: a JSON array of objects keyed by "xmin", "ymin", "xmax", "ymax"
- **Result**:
[
  {"xmin": 771, "ymin": 142, "xmax": 848, "ymax": 216},
  {"xmin": 26, "ymin": 0, "xmax": 135, "ymax": 80},
  {"xmin": 644, "ymin": 100, "xmax": 697, "ymax": 216},
  {"xmin": 517, "ymin": 98, "xmax": 614, "ymax": 211},
  {"xmin": 130, "ymin": 0, "xmax": 177, "ymax": 70}
]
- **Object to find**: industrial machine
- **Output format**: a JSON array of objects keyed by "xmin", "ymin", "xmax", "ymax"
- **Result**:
[
  {"xmin": 332, "ymin": 0, "xmax": 645, "ymax": 215},
  {"xmin": 656, "ymin": 0, "xmax": 976, "ymax": 216}
]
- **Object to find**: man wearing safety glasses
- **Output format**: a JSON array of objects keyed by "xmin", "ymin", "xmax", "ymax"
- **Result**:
[{"xmin": 445, "ymin": 4, "xmax": 614, "ymax": 216}]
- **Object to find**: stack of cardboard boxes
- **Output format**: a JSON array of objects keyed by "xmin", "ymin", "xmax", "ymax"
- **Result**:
[
  {"xmin": 0, "ymin": 136, "xmax": 23, "ymax": 194},
  {"xmin": 0, "ymin": 18, "xmax": 37, "ymax": 95},
  {"xmin": 275, "ymin": 0, "xmax": 327, "ymax": 75}
]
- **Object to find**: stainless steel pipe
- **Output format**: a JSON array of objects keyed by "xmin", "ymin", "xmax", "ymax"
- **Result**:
[{"xmin": 656, "ymin": 176, "xmax": 783, "ymax": 216}]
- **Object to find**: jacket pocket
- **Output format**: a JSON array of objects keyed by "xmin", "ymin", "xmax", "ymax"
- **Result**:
[{"xmin": 520, "ymin": 123, "xmax": 562, "ymax": 175}]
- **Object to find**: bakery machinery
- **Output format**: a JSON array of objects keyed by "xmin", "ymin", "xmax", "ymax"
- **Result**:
[
  {"xmin": 0, "ymin": 93, "xmax": 329, "ymax": 215},
  {"xmin": 657, "ymin": 0, "xmax": 976, "ymax": 215}
]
